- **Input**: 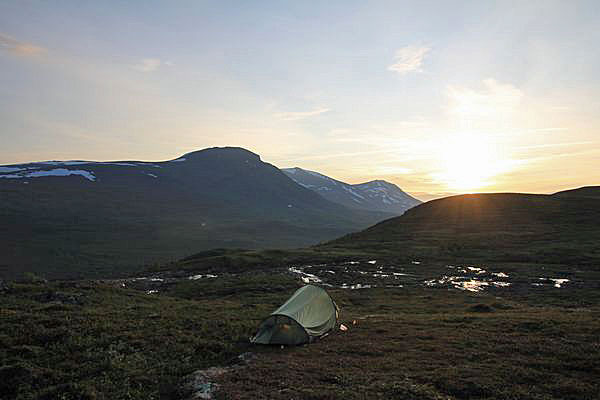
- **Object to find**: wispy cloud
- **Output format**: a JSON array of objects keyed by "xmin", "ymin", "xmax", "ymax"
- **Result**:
[
  {"xmin": 519, "ymin": 148, "xmax": 600, "ymax": 163},
  {"xmin": 516, "ymin": 141, "xmax": 594, "ymax": 151},
  {"xmin": 278, "ymin": 148, "xmax": 402, "ymax": 163},
  {"xmin": 388, "ymin": 46, "xmax": 430, "ymax": 75},
  {"xmin": 524, "ymin": 127, "xmax": 568, "ymax": 133},
  {"xmin": 446, "ymin": 78, "xmax": 523, "ymax": 119},
  {"xmin": 275, "ymin": 107, "xmax": 330, "ymax": 121},
  {"xmin": 132, "ymin": 58, "xmax": 162, "ymax": 72},
  {"xmin": 0, "ymin": 33, "xmax": 46, "ymax": 56}
]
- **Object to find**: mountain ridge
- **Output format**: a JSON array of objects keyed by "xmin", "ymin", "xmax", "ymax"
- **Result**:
[
  {"xmin": 282, "ymin": 167, "xmax": 421, "ymax": 214},
  {"xmin": 0, "ymin": 147, "xmax": 394, "ymax": 279}
]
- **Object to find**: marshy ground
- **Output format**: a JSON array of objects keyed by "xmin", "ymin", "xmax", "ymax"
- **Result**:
[{"xmin": 1, "ymin": 260, "xmax": 599, "ymax": 399}]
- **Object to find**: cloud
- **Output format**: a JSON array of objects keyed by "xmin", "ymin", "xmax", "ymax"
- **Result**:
[
  {"xmin": 132, "ymin": 58, "xmax": 162, "ymax": 72},
  {"xmin": 275, "ymin": 107, "xmax": 330, "ymax": 121},
  {"xmin": 446, "ymin": 78, "xmax": 523, "ymax": 120},
  {"xmin": 516, "ymin": 140, "xmax": 594, "ymax": 151},
  {"xmin": 0, "ymin": 33, "xmax": 46, "ymax": 56},
  {"xmin": 388, "ymin": 46, "xmax": 430, "ymax": 75}
]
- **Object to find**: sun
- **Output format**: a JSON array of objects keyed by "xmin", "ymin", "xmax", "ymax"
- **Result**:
[{"xmin": 433, "ymin": 133, "xmax": 512, "ymax": 192}]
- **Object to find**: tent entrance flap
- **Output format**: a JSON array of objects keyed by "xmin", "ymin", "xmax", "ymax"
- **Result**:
[
  {"xmin": 251, "ymin": 315, "xmax": 309, "ymax": 345},
  {"xmin": 250, "ymin": 285, "xmax": 338, "ymax": 346}
]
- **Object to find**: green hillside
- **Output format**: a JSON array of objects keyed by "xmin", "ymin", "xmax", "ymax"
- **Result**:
[{"xmin": 323, "ymin": 187, "xmax": 600, "ymax": 267}]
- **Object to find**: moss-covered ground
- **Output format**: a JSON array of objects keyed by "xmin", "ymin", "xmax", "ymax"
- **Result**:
[{"xmin": 1, "ymin": 269, "xmax": 599, "ymax": 399}]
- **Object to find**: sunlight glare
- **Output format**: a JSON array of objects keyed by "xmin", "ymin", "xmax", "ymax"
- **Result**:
[{"xmin": 433, "ymin": 133, "xmax": 514, "ymax": 192}]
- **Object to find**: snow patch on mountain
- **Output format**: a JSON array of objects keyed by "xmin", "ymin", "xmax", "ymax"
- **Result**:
[
  {"xmin": 0, "ymin": 168, "xmax": 96, "ymax": 181},
  {"xmin": 342, "ymin": 185, "xmax": 365, "ymax": 200},
  {"xmin": 0, "ymin": 167, "xmax": 28, "ymax": 173},
  {"xmin": 25, "ymin": 161, "xmax": 150, "ymax": 167},
  {"xmin": 282, "ymin": 167, "xmax": 421, "ymax": 214}
]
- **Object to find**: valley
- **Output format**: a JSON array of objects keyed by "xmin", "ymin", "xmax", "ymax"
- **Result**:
[
  {"xmin": 0, "ymin": 147, "xmax": 402, "ymax": 280},
  {"xmin": 2, "ymin": 3, "xmax": 599, "ymax": 399},
  {"xmin": 1, "ymin": 165, "xmax": 599, "ymax": 399}
]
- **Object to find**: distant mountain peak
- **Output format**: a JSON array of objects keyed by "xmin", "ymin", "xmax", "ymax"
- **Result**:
[
  {"xmin": 177, "ymin": 147, "xmax": 261, "ymax": 162},
  {"xmin": 282, "ymin": 167, "xmax": 421, "ymax": 215},
  {"xmin": 359, "ymin": 180, "xmax": 393, "ymax": 187},
  {"xmin": 1, "ymin": 147, "xmax": 393, "ymax": 280}
]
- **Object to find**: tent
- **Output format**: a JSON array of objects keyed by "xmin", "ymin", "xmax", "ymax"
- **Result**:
[{"xmin": 251, "ymin": 285, "xmax": 339, "ymax": 345}]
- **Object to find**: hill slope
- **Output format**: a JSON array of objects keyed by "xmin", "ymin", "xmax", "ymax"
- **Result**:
[
  {"xmin": 282, "ymin": 167, "xmax": 421, "ymax": 214},
  {"xmin": 0, "ymin": 147, "xmax": 392, "ymax": 279},
  {"xmin": 323, "ymin": 187, "xmax": 600, "ymax": 266}
]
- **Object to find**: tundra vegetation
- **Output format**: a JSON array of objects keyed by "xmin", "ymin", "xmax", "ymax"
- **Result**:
[{"xmin": 2, "ymin": 189, "xmax": 600, "ymax": 399}]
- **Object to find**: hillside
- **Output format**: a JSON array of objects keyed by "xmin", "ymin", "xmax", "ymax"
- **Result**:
[
  {"xmin": 3, "ymin": 186, "xmax": 600, "ymax": 399},
  {"xmin": 552, "ymin": 185, "xmax": 600, "ymax": 199},
  {"xmin": 0, "ymin": 147, "xmax": 393, "ymax": 280},
  {"xmin": 324, "ymin": 187, "xmax": 600, "ymax": 266},
  {"xmin": 283, "ymin": 167, "xmax": 421, "ymax": 214}
]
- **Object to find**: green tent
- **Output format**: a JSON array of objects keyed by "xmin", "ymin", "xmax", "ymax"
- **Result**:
[{"xmin": 251, "ymin": 285, "xmax": 339, "ymax": 345}]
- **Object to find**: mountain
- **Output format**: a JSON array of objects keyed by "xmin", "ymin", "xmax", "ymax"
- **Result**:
[
  {"xmin": 282, "ymin": 167, "xmax": 421, "ymax": 214},
  {"xmin": 0, "ymin": 147, "xmax": 393, "ymax": 279},
  {"xmin": 324, "ymin": 187, "xmax": 600, "ymax": 266}
]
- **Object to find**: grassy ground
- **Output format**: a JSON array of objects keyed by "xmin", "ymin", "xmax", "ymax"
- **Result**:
[
  {"xmin": 1, "ymin": 270, "xmax": 599, "ymax": 400},
  {"xmin": 218, "ymin": 287, "xmax": 600, "ymax": 400},
  {"xmin": 0, "ymin": 276, "xmax": 283, "ymax": 399}
]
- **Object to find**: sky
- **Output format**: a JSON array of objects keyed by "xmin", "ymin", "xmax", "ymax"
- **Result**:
[{"xmin": 1, "ymin": 1, "xmax": 599, "ymax": 200}]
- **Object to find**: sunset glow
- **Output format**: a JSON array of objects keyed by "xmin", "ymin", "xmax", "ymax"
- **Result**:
[
  {"xmin": 433, "ymin": 134, "xmax": 511, "ymax": 191},
  {"xmin": 1, "ymin": 2, "xmax": 599, "ymax": 200}
]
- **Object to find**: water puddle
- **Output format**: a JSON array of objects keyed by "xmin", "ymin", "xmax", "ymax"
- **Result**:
[
  {"xmin": 538, "ymin": 278, "xmax": 570, "ymax": 288},
  {"xmin": 286, "ymin": 262, "xmax": 569, "ymax": 293},
  {"xmin": 467, "ymin": 267, "xmax": 486, "ymax": 274},
  {"xmin": 424, "ymin": 267, "xmax": 513, "ymax": 292},
  {"xmin": 372, "ymin": 273, "xmax": 390, "ymax": 278},
  {"xmin": 188, "ymin": 274, "xmax": 218, "ymax": 280},
  {"xmin": 288, "ymin": 267, "xmax": 322, "ymax": 283},
  {"xmin": 288, "ymin": 262, "xmax": 411, "ymax": 289},
  {"xmin": 340, "ymin": 283, "xmax": 372, "ymax": 290}
]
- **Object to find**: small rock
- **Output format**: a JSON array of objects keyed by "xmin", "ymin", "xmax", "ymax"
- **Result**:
[
  {"xmin": 180, "ymin": 353, "xmax": 258, "ymax": 399},
  {"xmin": 180, "ymin": 367, "xmax": 229, "ymax": 399},
  {"xmin": 234, "ymin": 352, "xmax": 257, "ymax": 365}
]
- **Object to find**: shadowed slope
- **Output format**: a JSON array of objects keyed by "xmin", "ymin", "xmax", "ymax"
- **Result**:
[
  {"xmin": 0, "ymin": 147, "xmax": 392, "ymax": 279},
  {"xmin": 324, "ymin": 187, "xmax": 600, "ymax": 266}
]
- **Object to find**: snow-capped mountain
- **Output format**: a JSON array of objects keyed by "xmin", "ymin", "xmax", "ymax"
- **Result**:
[
  {"xmin": 282, "ymin": 167, "xmax": 421, "ymax": 215},
  {"xmin": 0, "ymin": 147, "xmax": 393, "ymax": 279}
]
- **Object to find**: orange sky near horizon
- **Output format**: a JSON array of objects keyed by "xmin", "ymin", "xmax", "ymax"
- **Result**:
[{"xmin": 1, "ymin": 2, "xmax": 599, "ymax": 200}]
